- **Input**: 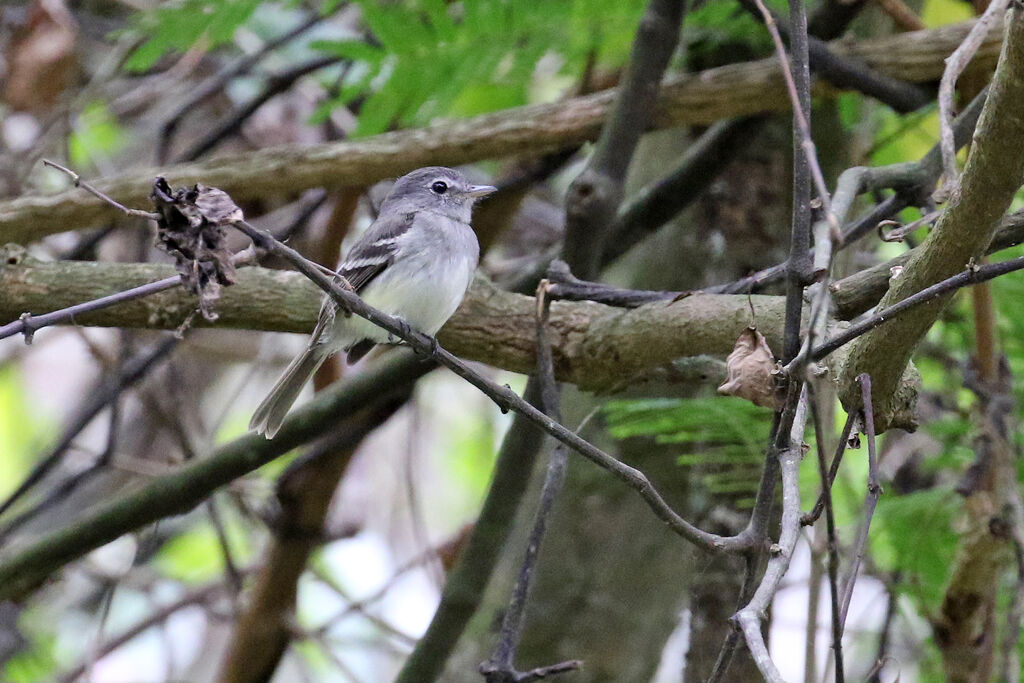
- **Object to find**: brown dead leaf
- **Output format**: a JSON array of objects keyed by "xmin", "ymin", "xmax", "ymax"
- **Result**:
[
  {"xmin": 150, "ymin": 177, "xmax": 241, "ymax": 321},
  {"xmin": 3, "ymin": 0, "xmax": 77, "ymax": 113},
  {"xmin": 717, "ymin": 326, "xmax": 782, "ymax": 409}
]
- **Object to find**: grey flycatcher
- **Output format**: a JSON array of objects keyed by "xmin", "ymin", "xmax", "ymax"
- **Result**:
[{"xmin": 250, "ymin": 166, "xmax": 496, "ymax": 438}]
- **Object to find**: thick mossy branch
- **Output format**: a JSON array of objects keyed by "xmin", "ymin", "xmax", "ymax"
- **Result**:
[
  {"xmin": 0, "ymin": 250, "xmax": 786, "ymax": 393},
  {"xmin": 838, "ymin": 9, "xmax": 1024, "ymax": 431},
  {"xmin": 0, "ymin": 20, "xmax": 1001, "ymax": 244}
]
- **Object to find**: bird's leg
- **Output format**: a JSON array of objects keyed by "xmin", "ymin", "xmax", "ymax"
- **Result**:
[
  {"xmin": 390, "ymin": 319, "xmax": 414, "ymax": 345},
  {"xmin": 331, "ymin": 274, "xmax": 356, "ymax": 317}
]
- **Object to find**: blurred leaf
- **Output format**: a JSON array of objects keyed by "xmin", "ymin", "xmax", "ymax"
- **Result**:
[
  {"xmin": 872, "ymin": 487, "xmax": 959, "ymax": 608},
  {"xmin": 0, "ymin": 367, "xmax": 52, "ymax": 500},
  {"xmin": 313, "ymin": 0, "xmax": 649, "ymax": 136},
  {"xmin": 69, "ymin": 101, "xmax": 127, "ymax": 168},
  {"xmin": 2, "ymin": 631, "xmax": 58, "ymax": 683},
  {"xmin": 124, "ymin": 0, "xmax": 264, "ymax": 72},
  {"xmin": 920, "ymin": 0, "xmax": 974, "ymax": 27},
  {"xmin": 154, "ymin": 515, "xmax": 250, "ymax": 583}
]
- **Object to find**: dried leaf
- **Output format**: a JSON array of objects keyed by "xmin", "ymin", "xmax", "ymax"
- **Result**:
[
  {"xmin": 150, "ymin": 177, "xmax": 240, "ymax": 321},
  {"xmin": 717, "ymin": 326, "xmax": 782, "ymax": 409},
  {"xmin": 3, "ymin": 0, "xmax": 77, "ymax": 113}
]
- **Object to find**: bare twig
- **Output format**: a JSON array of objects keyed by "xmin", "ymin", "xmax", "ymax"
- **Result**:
[
  {"xmin": 480, "ymin": 283, "xmax": 580, "ymax": 682},
  {"xmin": 0, "ymin": 336, "xmax": 180, "ymax": 529},
  {"xmin": 801, "ymin": 411, "xmax": 857, "ymax": 526},
  {"xmin": 395, "ymin": 383, "xmax": 548, "ymax": 683},
  {"xmin": 41, "ymin": 160, "xmax": 160, "ymax": 221},
  {"xmin": 779, "ymin": 0, "xmax": 814, "ymax": 363},
  {"xmin": 603, "ymin": 117, "xmax": 768, "ymax": 263},
  {"xmin": 874, "ymin": 0, "xmax": 926, "ymax": 31},
  {"xmin": 813, "ymin": 254, "xmax": 1024, "ymax": 360},
  {"xmin": 808, "ymin": 382, "xmax": 845, "ymax": 683},
  {"xmin": 838, "ymin": 375, "xmax": 883, "ymax": 630},
  {"xmin": 938, "ymin": 0, "xmax": 1010, "ymax": 184},
  {"xmin": 738, "ymin": 0, "xmax": 932, "ymax": 112},
  {"xmin": 180, "ymin": 54, "xmax": 346, "ymax": 162},
  {"xmin": 0, "ymin": 275, "xmax": 182, "ymax": 343},
  {"xmin": 734, "ymin": 388, "xmax": 811, "ymax": 682},
  {"xmin": 708, "ymin": 88, "xmax": 988, "ymax": 298},
  {"xmin": 56, "ymin": 581, "xmax": 227, "ymax": 683},
  {"xmin": 751, "ymin": 0, "xmax": 839, "ymax": 235},
  {"xmin": 705, "ymin": 554, "xmax": 762, "ymax": 683},
  {"xmin": 158, "ymin": 9, "xmax": 334, "ymax": 163}
]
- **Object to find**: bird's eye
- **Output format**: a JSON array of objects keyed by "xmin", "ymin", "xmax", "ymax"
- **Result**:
[{"xmin": 431, "ymin": 181, "xmax": 448, "ymax": 195}]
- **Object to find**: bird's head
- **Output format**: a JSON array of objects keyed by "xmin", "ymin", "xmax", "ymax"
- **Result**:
[{"xmin": 382, "ymin": 166, "xmax": 496, "ymax": 223}]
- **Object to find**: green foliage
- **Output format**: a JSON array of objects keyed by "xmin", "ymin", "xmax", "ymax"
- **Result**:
[
  {"xmin": 312, "ymin": 0, "xmax": 648, "ymax": 136},
  {"xmin": 604, "ymin": 396, "xmax": 773, "ymax": 503},
  {"xmin": 153, "ymin": 512, "xmax": 251, "ymax": 583},
  {"xmin": 685, "ymin": 0, "xmax": 777, "ymax": 61},
  {"xmin": 2, "ymin": 631, "xmax": 58, "ymax": 683},
  {"xmin": 871, "ymin": 487, "xmax": 959, "ymax": 609},
  {"xmin": 0, "ymin": 367, "xmax": 52, "ymax": 500},
  {"xmin": 68, "ymin": 101, "xmax": 128, "ymax": 169},
  {"xmin": 124, "ymin": 0, "xmax": 264, "ymax": 72}
]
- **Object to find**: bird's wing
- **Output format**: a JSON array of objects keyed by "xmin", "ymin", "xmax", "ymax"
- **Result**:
[
  {"xmin": 307, "ymin": 210, "xmax": 416, "ymax": 347},
  {"xmin": 338, "ymin": 210, "xmax": 416, "ymax": 292}
]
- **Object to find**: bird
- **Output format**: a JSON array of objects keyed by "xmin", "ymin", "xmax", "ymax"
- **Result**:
[{"xmin": 250, "ymin": 166, "xmax": 496, "ymax": 439}]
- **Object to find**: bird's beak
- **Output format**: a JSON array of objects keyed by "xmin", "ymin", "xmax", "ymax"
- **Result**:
[{"xmin": 466, "ymin": 184, "xmax": 498, "ymax": 198}]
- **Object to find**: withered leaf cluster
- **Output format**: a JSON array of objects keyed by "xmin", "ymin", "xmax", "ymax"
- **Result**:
[{"xmin": 150, "ymin": 177, "xmax": 241, "ymax": 321}]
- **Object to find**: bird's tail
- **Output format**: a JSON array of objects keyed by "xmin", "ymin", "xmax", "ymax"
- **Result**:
[{"xmin": 250, "ymin": 345, "xmax": 329, "ymax": 439}]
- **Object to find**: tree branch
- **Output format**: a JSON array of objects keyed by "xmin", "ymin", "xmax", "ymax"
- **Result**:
[
  {"xmin": 838, "ymin": 8, "xmax": 1024, "ymax": 431},
  {"xmin": 215, "ymin": 399, "xmax": 410, "ymax": 683},
  {"xmin": 0, "ymin": 353, "xmax": 432, "ymax": 600},
  {"xmin": 0, "ymin": 250, "xmax": 788, "ymax": 393},
  {"xmin": 0, "ymin": 20, "xmax": 1004, "ymax": 244},
  {"xmin": 734, "ymin": 388, "xmax": 811, "ymax": 682},
  {"xmin": 480, "ymin": 285, "xmax": 579, "ymax": 683},
  {"xmin": 395, "ymin": 384, "xmax": 547, "ymax": 683},
  {"xmin": 562, "ymin": 0, "xmax": 685, "ymax": 277}
]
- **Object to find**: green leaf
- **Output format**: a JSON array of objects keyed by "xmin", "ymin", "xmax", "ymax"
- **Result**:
[
  {"xmin": 871, "ymin": 487, "xmax": 960, "ymax": 607},
  {"xmin": 124, "ymin": 0, "xmax": 264, "ymax": 72},
  {"xmin": 69, "ymin": 101, "xmax": 128, "ymax": 168}
]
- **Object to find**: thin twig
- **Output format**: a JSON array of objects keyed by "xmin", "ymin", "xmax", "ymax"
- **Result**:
[
  {"xmin": 0, "ymin": 336, "xmax": 180, "ymax": 528},
  {"xmin": 56, "ymin": 581, "xmax": 227, "ymax": 683},
  {"xmin": 838, "ymin": 375, "xmax": 883, "ymax": 629},
  {"xmin": 480, "ymin": 282, "xmax": 580, "ymax": 682},
  {"xmin": 0, "ymin": 276, "xmax": 182, "ymax": 343},
  {"xmin": 734, "ymin": 388, "xmax": 811, "ymax": 683},
  {"xmin": 41, "ymin": 160, "xmax": 160, "ymax": 220},
  {"xmin": 751, "ymin": 0, "xmax": 839, "ymax": 235},
  {"xmin": 780, "ymin": 0, "xmax": 814, "ymax": 363},
  {"xmin": 808, "ymin": 382, "xmax": 845, "ymax": 683},
  {"xmin": 875, "ymin": 0, "xmax": 926, "ymax": 31},
  {"xmin": 866, "ymin": 579, "xmax": 899, "ymax": 683},
  {"xmin": 801, "ymin": 411, "xmax": 857, "ymax": 526},
  {"xmin": 158, "ymin": 9, "xmax": 334, "ymax": 163},
  {"xmin": 705, "ymin": 554, "xmax": 761, "ymax": 683},
  {"xmin": 937, "ymin": 0, "xmax": 1010, "ymax": 184},
  {"xmin": 180, "ymin": 54, "xmax": 346, "ymax": 162},
  {"xmin": 813, "ymin": 254, "xmax": 1024, "ymax": 360}
]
